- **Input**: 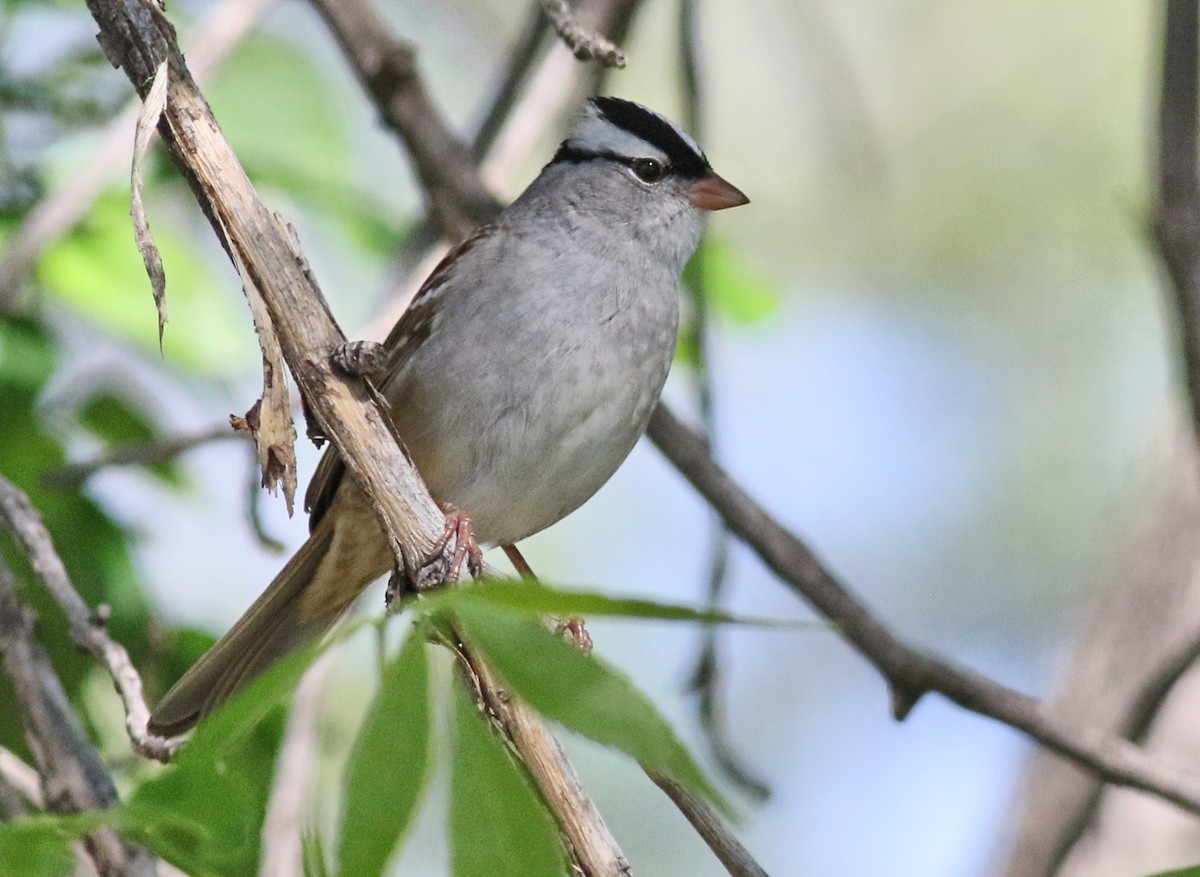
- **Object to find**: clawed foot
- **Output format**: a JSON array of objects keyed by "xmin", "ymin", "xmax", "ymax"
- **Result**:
[{"xmin": 428, "ymin": 503, "xmax": 483, "ymax": 581}]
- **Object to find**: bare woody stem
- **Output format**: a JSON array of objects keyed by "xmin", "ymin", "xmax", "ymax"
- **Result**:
[{"xmin": 0, "ymin": 476, "xmax": 176, "ymax": 764}]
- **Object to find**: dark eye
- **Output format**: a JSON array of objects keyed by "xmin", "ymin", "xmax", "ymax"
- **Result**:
[{"xmin": 630, "ymin": 158, "xmax": 666, "ymax": 183}]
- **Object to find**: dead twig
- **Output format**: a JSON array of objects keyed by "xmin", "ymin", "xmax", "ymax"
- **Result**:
[
  {"xmin": 540, "ymin": 0, "xmax": 627, "ymax": 67},
  {"xmin": 0, "ymin": 475, "xmax": 177, "ymax": 763},
  {"xmin": 42, "ymin": 423, "xmax": 243, "ymax": 488}
]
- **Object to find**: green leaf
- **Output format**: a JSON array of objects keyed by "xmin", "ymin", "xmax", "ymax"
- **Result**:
[
  {"xmin": 683, "ymin": 238, "xmax": 780, "ymax": 325},
  {"xmin": 421, "ymin": 580, "xmax": 802, "ymax": 629},
  {"xmin": 454, "ymin": 603, "xmax": 730, "ymax": 815},
  {"xmin": 0, "ymin": 819, "xmax": 79, "ymax": 877},
  {"xmin": 303, "ymin": 828, "xmax": 333, "ymax": 877},
  {"xmin": 0, "ymin": 317, "xmax": 57, "ymax": 391},
  {"xmin": 450, "ymin": 683, "xmax": 566, "ymax": 877},
  {"xmin": 337, "ymin": 631, "xmax": 430, "ymax": 877},
  {"xmin": 120, "ymin": 642, "xmax": 320, "ymax": 875},
  {"xmin": 1147, "ymin": 868, "xmax": 1200, "ymax": 877}
]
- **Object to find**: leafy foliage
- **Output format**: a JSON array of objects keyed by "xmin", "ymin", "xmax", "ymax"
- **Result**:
[
  {"xmin": 0, "ymin": 581, "xmax": 761, "ymax": 873},
  {"xmin": 456, "ymin": 601, "xmax": 728, "ymax": 813},
  {"xmin": 450, "ymin": 682, "xmax": 566, "ymax": 877},
  {"xmin": 337, "ymin": 630, "xmax": 430, "ymax": 877}
]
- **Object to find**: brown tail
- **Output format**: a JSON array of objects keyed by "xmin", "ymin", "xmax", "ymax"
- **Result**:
[{"xmin": 149, "ymin": 509, "xmax": 378, "ymax": 737}]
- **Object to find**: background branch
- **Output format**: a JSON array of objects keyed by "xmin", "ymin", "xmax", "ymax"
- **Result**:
[
  {"xmin": 41, "ymin": 423, "xmax": 244, "ymax": 489},
  {"xmin": 1000, "ymin": 3, "xmax": 1200, "ymax": 872},
  {"xmin": 304, "ymin": 0, "xmax": 502, "ymax": 241},
  {"xmin": 0, "ymin": 557, "xmax": 152, "ymax": 876},
  {"xmin": 644, "ymin": 405, "xmax": 1200, "ymax": 817},
  {"xmin": 674, "ymin": 0, "xmax": 764, "ymax": 802},
  {"xmin": 1155, "ymin": 0, "xmax": 1200, "ymax": 441},
  {"xmin": 0, "ymin": 476, "xmax": 175, "ymax": 763}
]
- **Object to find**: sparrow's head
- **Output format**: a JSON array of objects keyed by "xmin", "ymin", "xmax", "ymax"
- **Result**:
[{"xmin": 552, "ymin": 96, "xmax": 749, "ymax": 214}]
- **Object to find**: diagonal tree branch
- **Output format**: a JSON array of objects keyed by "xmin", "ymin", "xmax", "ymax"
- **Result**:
[
  {"xmin": 304, "ymin": 0, "xmax": 503, "ymax": 241},
  {"xmin": 644, "ymin": 405, "xmax": 1200, "ymax": 817}
]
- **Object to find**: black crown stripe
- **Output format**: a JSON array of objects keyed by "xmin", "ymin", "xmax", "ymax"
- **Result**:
[{"xmin": 589, "ymin": 97, "xmax": 710, "ymax": 179}]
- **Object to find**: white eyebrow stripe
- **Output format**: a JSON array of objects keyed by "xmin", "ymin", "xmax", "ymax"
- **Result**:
[{"xmin": 567, "ymin": 113, "xmax": 672, "ymax": 163}]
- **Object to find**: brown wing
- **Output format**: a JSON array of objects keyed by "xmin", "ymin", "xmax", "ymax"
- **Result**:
[{"xmin": 303, "ymin": 224, "xmax": 507, "ymax": 530}]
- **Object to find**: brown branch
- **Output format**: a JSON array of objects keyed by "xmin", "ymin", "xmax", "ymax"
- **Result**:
[
  {"xmin": 42, "ymin": 423, "xmax": 244, "ymax": 488},
  {"xmin": 1004, "ymin": 0, "xmax": 1200, "ymax": 841},
  {"xmin": 1155, "ymin": 0, "xmax": 1200, "ymax": 440},
  {"xmin": 304, "ymin": 0, "xmax": 502, "ymax": 241},
  {"xmin": 644, "ymin": 404, "xmax": 1200, "ymax": 817},
  {"xmin": 0, "ymin": 745, "xmax": 44, "ymax": 812},
  {"xmin": 540, "ymin": 0, "xmax": 627, "ymax": 67},
  {"xmin": 0, "ymin": 557, "xmax": 153, "ymax": 876},
  {"xmin": 469, "ymin": 1, "xmax": 553, "ymax": 162},
  {"xmin": 462, "ymin": 639, "xmax": 631, "ymax": 875},
  {"xmin": 0, "ymin": 476, "xmax": 176, "ymax": 763},
  {"xmin": 82, "ymin": 1, "xmax": 631, "ymax": 873},
  {"xmin": 647, "ymin": 773, "xmax": 768, "ymax": 877}
]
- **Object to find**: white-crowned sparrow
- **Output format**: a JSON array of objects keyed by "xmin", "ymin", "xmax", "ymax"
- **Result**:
[{"xmin": 149, "ymin": 97, "xmax": 748, "ymax": 735}]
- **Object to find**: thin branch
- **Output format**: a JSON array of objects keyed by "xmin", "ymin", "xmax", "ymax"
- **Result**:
[
  {"xmin": 1018, "ymin": 627, "xmax": 1200, "ymax": 877},
  {"xmin": 0, "ymin": 745, "xmax": 45, "ymax": 811},
  {"xmin": 0, "ymin": 0, "xmax": 277, "ymax": 311},
  {"xmin": 1155, "ymin": 0, "xmax": 1200, "ymax": 440},
  {"xmin": 540, "ymin": 0, "xmax": 627, "ymax": 67},
  {"xmin": 480, "ymin": 552, "xmax": 767, "ymax": 877},
  {"xmin": 0, "ymin": 476, "xmax": 176, "ymax": 763},
  {"xmin": 304, "ymin": 0, "xmax": 503, "ymax": 241},
  {"xmin": 0, "ymin": 556, "xmax": 152, "ymax": 876},
  {"xmin": 647, "ymin": 772, "xmax": 769, "ymax": 877},
  {"xmin": 82, "ymin": 3, "xmax": 631, "ymax": 874},
  {"xmin": 41, "ymin": 423, "xmax": 244, "ymax": 488},
  {"xmin": 675, "ymin": 0, "xmax": 765, "ymax": 802},
  {"xmin": 470, "ymin": 1, "xmax": 553, "ymax": 162},
  {"xmin": 644, "ymin": 404, "xmax": 1200, "ymax": 817}
]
